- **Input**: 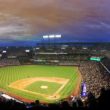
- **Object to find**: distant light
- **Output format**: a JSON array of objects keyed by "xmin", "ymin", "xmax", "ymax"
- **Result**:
[
  {"xmin": 55, "ymin": 35, "xmax": 61, "ymax": 38},
  {"xmin": 43, "ymin": 35, "xmax": 49, "ymax": 39},
  {"xmin": 43, "ymin": 34, "xmax": 62, "ymax": 39},
  {"xmin": 83, "ymin": 47, "xmax": 87, "ymax": 50},
  {"xmin": 49, "ymin": 35, "xmax": 55, "ymax": 39},
  {"xmin": 2, "ymin": 50, "xmax": 7, "ymax": 53},
  {"xmin": 61, "ymin": 47, "xmax": 66, "ymax": 50},
  {"xmin": 25, "ymin": 50, "xmax": 30, "ymax": 53},
  {"xmin": 0, "ymin": 54, "xmax": 2, "ymax": 57},
  {"xmin": 36, "ymin": 47, "xmax": 40, "ymax": 50}
]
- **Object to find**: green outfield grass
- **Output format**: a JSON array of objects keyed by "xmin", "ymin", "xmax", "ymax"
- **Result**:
[{"xmin": 0, "ymin": 65, "xmax": 80, "ymax": 102}]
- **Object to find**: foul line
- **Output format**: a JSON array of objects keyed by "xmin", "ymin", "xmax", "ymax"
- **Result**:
[{"xmin": 9, "ymin": 77, "xmax": 69, "ymax": 100}]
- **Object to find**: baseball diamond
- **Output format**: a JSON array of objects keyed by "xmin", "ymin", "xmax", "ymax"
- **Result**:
[{"xmin": 0, "ymin": 65, "xmax": 81, "ymax": 103}]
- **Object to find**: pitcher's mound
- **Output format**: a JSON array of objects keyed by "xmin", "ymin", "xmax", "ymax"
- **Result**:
[{"xmin": 41, "ymin": 85, "xmax": 48, "ymax": 89}]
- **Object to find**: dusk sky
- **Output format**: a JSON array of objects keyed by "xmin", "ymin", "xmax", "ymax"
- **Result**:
[{"xmin": 0, "ymin": 0, "xmax": 110, "ymax": 46}]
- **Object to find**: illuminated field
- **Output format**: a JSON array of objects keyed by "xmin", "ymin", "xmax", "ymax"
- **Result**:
[{"xmin": 0, "ymin": 65, "xmax": 81, "ymax": 103}]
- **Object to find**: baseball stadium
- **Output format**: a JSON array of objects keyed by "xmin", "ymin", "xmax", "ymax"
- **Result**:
[
  {"xmin": 0, "ymin": 43, "xmax": 110, "ymax": 107},
  {"xmin": 0, "ymin": 0, "xmax": 110, "ymax": 110}
]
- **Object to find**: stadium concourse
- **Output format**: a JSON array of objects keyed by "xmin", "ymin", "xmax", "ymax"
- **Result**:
[{"xmin": 0, "ymin": 43, "xmax": 110, "ymax": 110}]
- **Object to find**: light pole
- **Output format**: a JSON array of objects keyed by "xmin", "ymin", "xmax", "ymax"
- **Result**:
[
  {"xmin": 43, "ymin": 35, "xmax": 49, "ymax": 47},
  {"xmin": 55, "ymin": 35, "xmax": 62, "ymax": 47},
  {"xmin": 43, "ymin": 34, "xmax": 62, "ymax": 47}
]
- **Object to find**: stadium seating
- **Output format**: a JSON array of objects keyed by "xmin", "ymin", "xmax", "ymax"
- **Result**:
[
  {"xmin": 0, "ymin": 88, "xmax": 110, "ymax": 110},
  {"xmin": 0, "ymin": 58, "xmax": 20, "ymax": 66},
  {"xmin": 0, "ymin": 45, "xmax": 110, "ymax": 110}
]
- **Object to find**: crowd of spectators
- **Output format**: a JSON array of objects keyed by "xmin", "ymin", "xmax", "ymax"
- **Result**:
[
  {"xmin": 32, "ymin": 53, "xmax": 88, "ymax": 66},
  {"xmin": 0, "ymin": 87, "xmax": 110, "ymax": 110},
  {"xmin": 0, "ymin": 60, "xmax": 109, "ymax": 110},
  {"xmin": 59, "ymin": 60, "xmax": 80, "ymax": 66},
  {"xmin": 0, "ymin": 46, "xmax": 110, "ymax": 109},
  {"xmin": 0, "ymin": 58, "xmax": 20, "ymax": 66},
  {"xmin": 79, "ymin": 61, "xmax": 110, "ymax": 97}
]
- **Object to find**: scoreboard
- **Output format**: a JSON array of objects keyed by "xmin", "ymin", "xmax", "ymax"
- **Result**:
[{"xmin": 89, "ymin": 56, "xmax": 104, "ymax": 62}]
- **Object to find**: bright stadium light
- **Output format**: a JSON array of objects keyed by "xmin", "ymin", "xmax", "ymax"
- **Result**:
[
  {"xmin": 2, "ymin": 50, "xmax": 7, "ymax": 53},
  {"xmin": 43, "ymin": 35, "xmax": 49, "ymax": 39},
  {"xmin": 49, "ymin": 35, "xmax": 55, "ymax": 39},
  {"xmin": 25, "ymin": 50, "xmax": 30, "ymax": 53},
  {"xmin": 55, "ymin": 34, "xmax": 62, "ymax": 38}
]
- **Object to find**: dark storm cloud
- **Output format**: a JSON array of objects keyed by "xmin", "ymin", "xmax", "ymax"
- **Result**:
[{"xmin": 0, "ymin": 0, "xmax": 110, "ymax": 43}]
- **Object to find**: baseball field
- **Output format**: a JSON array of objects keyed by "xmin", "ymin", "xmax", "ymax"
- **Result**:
[{"xmin": 0, "ymin": 65, "xmax": 81, "ymax": 103}]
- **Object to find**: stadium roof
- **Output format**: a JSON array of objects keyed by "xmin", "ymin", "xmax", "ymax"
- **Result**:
[{"xmin": 0, "ymin": 0, "xmax": 110, "ymax": 46}]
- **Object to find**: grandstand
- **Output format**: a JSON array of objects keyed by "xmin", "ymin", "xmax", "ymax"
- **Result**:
[{"xmin": 0, "ymin": 43, "xmax": 110, "ymax": 110}]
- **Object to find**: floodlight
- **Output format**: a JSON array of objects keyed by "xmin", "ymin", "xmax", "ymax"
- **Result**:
[
  {"xmin": 49, "ymin": 35, "xmax": 55, "ymax": 39},
  {"xmin": 43, "ymin": 35, "xmax": 49, "ymax": 39},
  {"xmin": 2, "ymin": 50, "xmax": 7, "ymax": 53},
  {"xmin": 55, "ymin": 35, "xmax": 61, "ymax": 38},
  {"xmin": 25, "ymin": 50, "xmax": 30, "ymax": 53}
]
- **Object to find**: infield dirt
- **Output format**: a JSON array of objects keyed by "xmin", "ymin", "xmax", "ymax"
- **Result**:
[{"xmin": 9, "ymin": 77, "xmax": 69, "ymax": 100}]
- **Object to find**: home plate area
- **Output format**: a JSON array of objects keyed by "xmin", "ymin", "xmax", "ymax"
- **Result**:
[{"xmin": 9, "ymin": 77, "xmax": 69, "ymax": 100}]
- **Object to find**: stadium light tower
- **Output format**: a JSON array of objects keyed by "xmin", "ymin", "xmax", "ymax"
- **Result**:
[
  {"xmin": 55, "ymin": 34, "xmax": 62, "ymax": 38},
  {"xmin": 43, "ymin": 35, "xmax": 49, "ymax": 39},
  {"xmin": 42, "ymin": 35, "xmax": 49, "ymax": 46},
  {"xmin": 49, "ymin": 35, "xmax": 55, "ymax": 39},
  {"xmin": 55, "ymin": 34, "xmax": 62, "ymax": 45},
  {"xmin": 42, "ymin": 34, "xmax": 62, "ymax": 46},
  {"xmin": 43, "ymin": 34, "xmax": 62, "ymax": 39},
  {"xmin": 2, "ymin": 50, "xmax": 7, "ymax": 53}
]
